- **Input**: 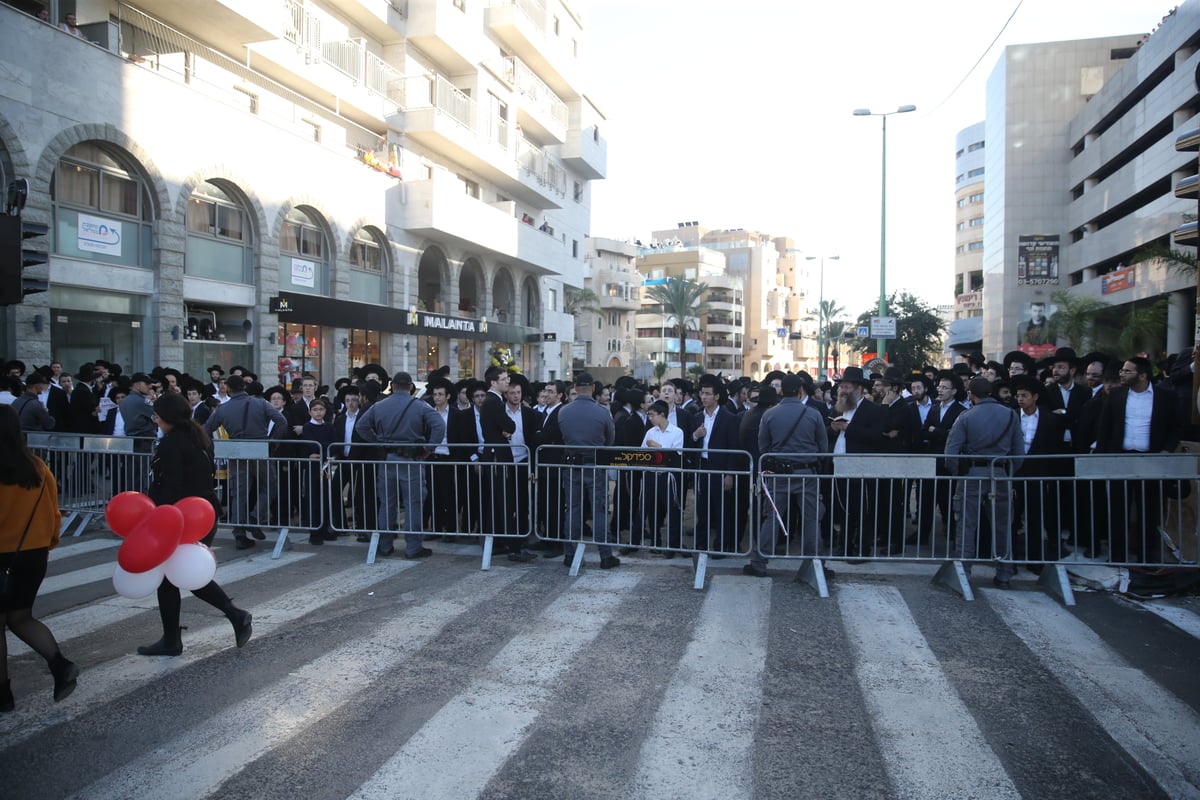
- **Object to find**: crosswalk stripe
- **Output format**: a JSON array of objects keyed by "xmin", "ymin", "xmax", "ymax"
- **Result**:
[
  {"xmin": 38, "ymin": 562, "xmax": 121, "ymax": 595},
  {"xmin": 839, "ymin": 584, "xmax": 1022, "ymax": 800},
  {"xmin": 50, "ymin": 537, "xmax": 120, "ymax": 558},
  {"xmin": 8, "ymin": 552, "xmax": 315, "ymax": 657},
  {"xmin": 628, "ymin": 575, "xmax": 769, "ymax": 800},
  {"xmin": 348, "ymin": 571, "xmax": 642, "ymax": 800},
  {"xmin": 0, "ymin": 558, "xmax": 419, "ymax": 747},
  {"xmin": 1131, "ymin": 599, "xmax": 1200, "ymax": 642},
  {"xmin": 985, "ymin": 588, "xmax": 1200, "ymax": 799},
  {"xmin": 67, "ymin": 568, "xmax": 524, "ymax": 800}
]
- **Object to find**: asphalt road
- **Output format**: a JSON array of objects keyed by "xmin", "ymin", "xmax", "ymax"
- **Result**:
[{"xmin": 1, "ymin": 531, "xmax": 1198, "ymax": 800}]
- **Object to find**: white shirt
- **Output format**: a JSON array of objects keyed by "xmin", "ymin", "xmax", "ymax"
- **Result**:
[
  {"xmin": 642, "ymin": 422, "xmax": 683, "ymax": 450},
  {"xmin": 913, "ymin": 397, "xmax": 932, "ymax": 425},
  {"xmin": 1058, "ymin": 383, "xmax": 1075, "ymax": 443},
  {"xmin": 342, "ymin": 410, "xmax": 359, "ymax": 456},
  {"xmin": 1020, "ymin": 408, "xmax": 1039, "ymax": 455},
  {"xmin": 506, "ymin": 405, "xmax": 528, "ymax": 462},
  {"xmin": 833, "ymin": 396, "xmax": 864, "ymax": 455},
  {"xmin": 696, "ymin": 406, "xmax": 718, "ymax": 457},
  {"xmin": 1122, "ymin": 385, "xmax": 1153, "ymax": 452}
]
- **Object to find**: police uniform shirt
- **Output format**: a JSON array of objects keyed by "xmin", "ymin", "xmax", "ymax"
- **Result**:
[
  {"xmin": 759, "ymin": 397, "xmax": 828, "ymax": 464},
  {"xmin": 354, "ymin": 393, "xmax": 445, "ymax": 451}
]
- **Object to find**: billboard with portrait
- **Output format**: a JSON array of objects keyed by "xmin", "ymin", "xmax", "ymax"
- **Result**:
[{"xmin": 1016, "ymin": 300, "xmax": 1057, "ymax": 358}]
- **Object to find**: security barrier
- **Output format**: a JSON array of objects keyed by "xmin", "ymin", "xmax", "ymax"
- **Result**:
[
  {"xmin": 28, "ymin": 432, "xmax": 1199, "ymax": 603},
  {"xmin": 326, "ymin": 443, "xmax": 534, "ymax": 568},
  {"xmin": 533, "ymin": 445, "xmax": 755, "ymax": 588}
]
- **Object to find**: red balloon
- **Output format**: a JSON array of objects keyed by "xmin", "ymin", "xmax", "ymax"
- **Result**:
[
  {"xmin": 105, "ymin": 492, "xmax": 155, "ymax": 538},
  {"xmin": 117, "ymin": 505, "xmax": 184, "ymax": 573},
  {"xmin": 175, "ymin": 497, "xmax": 216, "ymax": 545}
]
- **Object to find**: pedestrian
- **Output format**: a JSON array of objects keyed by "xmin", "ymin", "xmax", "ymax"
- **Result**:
[
  {"xmin": 0, "ymin": 404, "xmax": 78, "ymax": 711},
  {"xmin": 12, "ymin": 371, "xmax": 55, "ymax": 432},
  {"xmin": 136, "ymin": 394, "xmax": 252, "ymax": 656}
]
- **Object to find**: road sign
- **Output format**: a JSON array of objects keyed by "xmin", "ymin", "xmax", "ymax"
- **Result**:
[
  {"xmin": 870, "ymin": 316, "xmax": 897, "ymax": 339},
  {"xmin": 856, "ymin": 326, "xmax": 870, "ymax": 338}
]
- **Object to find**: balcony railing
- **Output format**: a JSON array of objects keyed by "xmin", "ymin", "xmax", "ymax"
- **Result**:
[
  {"xmin": 516, "ymin": 137, "xmax": 565, "ymax": 197},
  {"xmin": 491, "ymin": 0, "xmax": 547, "ymax": 30},
  {"xmin": 497, "ymin": 56, "xmax": 567, "ymax": 128},
  {"xmin": 115, "ymin": 4, "xmax": 383, "ymax": 152}
]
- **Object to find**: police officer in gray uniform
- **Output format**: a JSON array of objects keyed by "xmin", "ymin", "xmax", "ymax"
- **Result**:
[
  {"xmin": 204, "ymin": 374, "xmax": 288, "ymax": 549},
  {"xmin": 944, "ymin": 377, "xmax": 1024, "ymax": 588},
  {"xmin": 355, "ymin": 372, "xmax": 446, "ymax": 558},
  {"xmin": 744, "ymin": 374, "xmax": 829, "ymax": 577},
  {"xmin": 556, "ymin": 372, "xmax": 619, "ymax": 569}
]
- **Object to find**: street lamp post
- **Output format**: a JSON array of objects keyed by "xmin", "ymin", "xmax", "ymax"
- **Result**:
[
  {"xmin": 853, "ymin": 104, "xmax": 915, "ymax": 362},
  {"xmin": 806, "ymin": 254, "xmax": 839, "ymax": 381}
]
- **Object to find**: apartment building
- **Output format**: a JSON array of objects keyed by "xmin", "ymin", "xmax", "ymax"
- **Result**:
[
  {"xmin": 0, "ymin": 0, "xmax": 605, "ymax": 384},
  {"xmin": 576, "ymin": 235, "xmax": 639, "ymax": 379},
  {"xmin": 945, "ymin": 121, "xmax": 985, "ymax": 357}
]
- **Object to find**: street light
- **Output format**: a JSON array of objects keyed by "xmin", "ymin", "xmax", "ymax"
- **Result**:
[
  {"xmin": 853, "ymin": 104, "xmax": 915, "ymax": 362},
  {"xmin": 805, "ymin": 255, "xmax": 839, "ymax": 381}
]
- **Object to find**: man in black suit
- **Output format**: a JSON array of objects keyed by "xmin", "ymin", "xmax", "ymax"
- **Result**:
[
  {"xmin": 534, "ymin": 380, "xmax": 567, "ymax": 552},
  {"xmin": 449, "ymin": 381, "xmax": 488, "ymax": 535},
  {"xmin": 613, "ymin": 386, "xmax": 651, "ymax": 551},
  {"xmin": 686, "ymin": 374, "xmax": 744, "ymax": 554},
  {"xmin": 874, "ymin": 367, "xmax": 920, "ymax": 553},
  {"xmin": 185, "ymin": 381, "xmax": 212, "ymax": 425},
  {"xmin": 423, "ymin": 379, "xmax": 459, "ymax": 539},
  {"xmin": 925, "ymin": 371, "xmax": 966, "ymax": 545},
  {"xmin": 1096, "ymin": 357, "xmax": 1180, "ymax": 563},
  {"xmin": 68, "ymin": 363, "xmax": 103, "ymax": 434},
  {"xmin": 332, "ymin": 385, "xmax": 376, "ymax": 540},
  {"xmin": 1010, "ymin": 376, "xmax": 1068, "ymax": 566},
  {"xmin": 478, "ymin": 367, "xmax": 520, "ymax": 554},
  {"xmin": 828, "ymin": 366, "xmax": 888, "ymax": 558}
]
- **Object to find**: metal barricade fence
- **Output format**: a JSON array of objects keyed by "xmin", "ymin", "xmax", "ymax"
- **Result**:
[
  {"xmin": 533, "ymin": 445, "xmax": 755, "ymax": 587},
  {"xmin": 325, "ymin": 442, "xmax": 534, "ymax": 567},
  {"xmin": 213, "ymin": 438, "xmax": 327, "ymax": 558},
  {"xmin": 27, "ymin": 433, "xmax": 157, "ymax": 536}
]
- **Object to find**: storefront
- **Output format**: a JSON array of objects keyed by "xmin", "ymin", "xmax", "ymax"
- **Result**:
[{"xmin": 50, "ymin": 286, "xmax": 152, "ymax": 373}]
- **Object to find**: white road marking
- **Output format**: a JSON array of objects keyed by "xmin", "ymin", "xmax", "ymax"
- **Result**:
[
  {"xmin": 9, "ymin": 552, "xmax": 314, "ymax": 656},
  {"xmin": 840, "ymin": 584, "xmax": 1021, "ymax": 800},
  {"xmin": 349, "ymin": 571, "xmax": 642, "ymax": 800},
  {"xmin": 628, "ymin": 575, "xmax": 771, "ymax": 800},
  {"xmin": 67, "ymin": 568, "xmax": 523, "ymax": 800},
  {"xmin": 0, "ymin": 558, "xmax": 416, "ymax": 745},
  {"xmin": 987, "ymin": 588, "xmax": 1200, "ymax": 799}
]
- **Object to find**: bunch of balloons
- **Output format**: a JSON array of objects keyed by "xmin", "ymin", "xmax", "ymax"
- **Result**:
[{"xmin": 105, "ymin": 492, "xmax": 219, "ymax": 599}]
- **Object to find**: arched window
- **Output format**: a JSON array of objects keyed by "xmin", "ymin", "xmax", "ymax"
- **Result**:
[
  {"xmin": 348, "ymin": 227, "xmax": 387, "ymax": 304},
  {"xmin": 279, "ymin": 207, "xmax": 329, "ymax": 294},
  {"xmin": 51, "ymin": 142, "xmax": 153, "ymax": 268},
  {"xmin": 186, "ymin": 182, "xmax": 252, "ymax": 283}
]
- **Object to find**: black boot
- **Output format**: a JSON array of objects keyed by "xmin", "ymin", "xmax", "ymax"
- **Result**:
[
  {"xmin": 137, "ymin": 626, "xmax": 185, "ymax": 657},
  {"xmin": 0, "ymin": 679, "xmax": 13, "ymax": 712},
  {"xmin": 48, "ymin": 653, "xmax": 79, "ymax": 702},
  {"xmin": 225, "ymin": 606, "xmax": 253, "ymax": 648}
]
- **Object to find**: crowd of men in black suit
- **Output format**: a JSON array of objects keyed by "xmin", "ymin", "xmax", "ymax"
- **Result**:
[{"xmin": 3, "ymin": 343, "xmax": 1194, "ymax": 567}]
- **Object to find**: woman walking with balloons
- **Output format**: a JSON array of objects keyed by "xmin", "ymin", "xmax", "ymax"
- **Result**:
[
  {"xmin": 0, "ymin": 405, "xmax": 78, "ymax": 712},
  {"xmin": 132, "ymin": 392, "xmax": 252, "ymax": 656}
]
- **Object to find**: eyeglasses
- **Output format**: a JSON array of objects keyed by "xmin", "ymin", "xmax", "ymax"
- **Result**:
[{"xmin": 1119, "ymin": 368, "xmax": 1137, "ymax": 374}]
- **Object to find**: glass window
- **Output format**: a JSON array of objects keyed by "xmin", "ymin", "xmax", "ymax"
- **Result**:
[
  {"xmin": 280, "ymin": 208, "xmax": 329, "ymax": 295},
  {"xmin": 350, "ymin": 229, "xmax": 382, "ymax": 272},
  {"xmin": 58, "ymin": 163, "xmax": 98, "ymax": 207}
]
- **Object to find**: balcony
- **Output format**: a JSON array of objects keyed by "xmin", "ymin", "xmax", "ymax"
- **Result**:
[
  {"xmin": 484, "ymin": 0, "xmax": 580, "ymax": 98},
  {"xmin": 392, "ymin": 170, "xmax": 564, "ymax": 274},
  {"xmin": 323, "ymin": 0, "xmax": 408, "ymax": 43},
  {"xmin": 562, "ymin": 124, "xmax": 606, "ymax": 180},
  {"xmin": 486, "ymin": 56, "xmax": 569, "ymax": 143},
  {"xmin": 126, "ymin": 0, "xmax": 279, "ymax": 54},
  {"xmin": 405, "ymin": 0, "xmax": 481, "ymax": 74}
]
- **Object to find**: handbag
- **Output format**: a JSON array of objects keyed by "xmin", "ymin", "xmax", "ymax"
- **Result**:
[{"xmin": 0, "ymin": 481, "xmax": 47, "ymax": 601}]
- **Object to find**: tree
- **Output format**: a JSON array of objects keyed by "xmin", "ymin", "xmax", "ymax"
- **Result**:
[
  {"xmin": 687, "ymin": 363, "xmax": 705, "ymax": 379},
  {"xmin": 1116, "ymin": 298, "xmax": 1169, "ymax": 355},
  {"xmin": 848, "ymin": 291, "xmax": 944, "ymax": 370},
  {"xmin": 818, "ymin": 299, "xmax": 844, "ymax": 377},
  {"xmin": 563, "ymin": 287, "xmax": 601, "ymax": 316},
  {"xmin": 646, "ymin": 278, "xmax": 711, "ymax": 379},
  {"xmin": 1132, "ymin": 236, "xmax": 1197, "ymax": 279},
  {"xmin": 1046, "ymin": 289, "xmax": 1108, "ymax": 351},
  {"xmin": 653, "ymin": 361, "xmax": 668, "ymax": 382}
]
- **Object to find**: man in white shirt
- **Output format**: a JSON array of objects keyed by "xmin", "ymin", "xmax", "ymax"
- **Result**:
[{"xmin": 425, "ymin": 380, "xmax": 459, "ymax": 538}]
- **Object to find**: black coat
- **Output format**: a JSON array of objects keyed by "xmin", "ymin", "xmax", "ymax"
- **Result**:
[
  {"xmin": 149, "ymin": 427, "xmax": 217, "ymax": 506},
  {"xmin": 1096, "ymin": 385, "xmax": 1179, "ymax": 454},
  {"xmin": 479, "ymin": 391, "xmax": 515, "ymax": 462},
  {"xmin": 828, "ymin": 398, "xmax": 888, "ymax": 454}
]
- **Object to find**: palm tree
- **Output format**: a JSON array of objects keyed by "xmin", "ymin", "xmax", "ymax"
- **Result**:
[
  {"xmin": 646, "ymin": 278, "xmax": 710, "ymax": 378},
  {"xmin": 653, "ymin": 361, "xmax": 668, "ymax": 382},
  {"xmin": 818, "ymin": 299, "xmax": 844, "ymax": 378},
  {"xmin": 1047, "ymin": 290, "xmax": 1109, "ymax": 351},
  {"xmin": 563, "ymin": 287, "xmax": 601, "ymax": 316},
  {"xmin": 1117, "ymin": 298, "xmax": 1169, "ymax": 355}
]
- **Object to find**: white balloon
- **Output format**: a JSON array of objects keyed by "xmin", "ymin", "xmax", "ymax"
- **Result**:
[
  {"xmin": 113, "ymin": 564, "xmax": 165, "ymax": 599},
  {"xmin": 163, "ymin": 543, "xmax": 217, "ymax": 591}
]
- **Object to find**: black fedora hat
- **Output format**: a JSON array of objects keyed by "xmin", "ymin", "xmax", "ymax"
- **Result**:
[{"xmin": 837, "ymin": 366, "xmax": 873, "ymax": 387}]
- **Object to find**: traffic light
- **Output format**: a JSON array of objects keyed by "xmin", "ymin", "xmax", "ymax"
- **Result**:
[{"xmin": 0, "ymin": 214, "xmax": 49, "ymax": 306}]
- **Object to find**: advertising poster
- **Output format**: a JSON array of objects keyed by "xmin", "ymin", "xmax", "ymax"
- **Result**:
[
  {"xmin": 1101, "ymin": 265, "xmax": 1136, "ymax": 294},
  {"xmin": 1016, "ymin": 300, "xmax": 1057, "ymax": 358},
  {"xmin": 1017, "ymin": 234, "xmax": 1059, "ymax": 285},
  {"xmin": 77, "ymin": 213, "xmax": 122, "ymax": 256}
]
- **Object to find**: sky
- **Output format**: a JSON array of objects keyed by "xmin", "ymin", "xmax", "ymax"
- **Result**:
[{"xmin": 583, "ymin": 0, "xmax": 1174, "ymax": 318}]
